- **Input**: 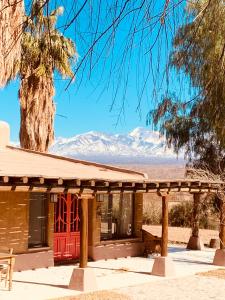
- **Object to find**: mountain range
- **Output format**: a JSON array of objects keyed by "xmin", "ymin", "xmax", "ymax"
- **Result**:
[{"xmin": 51, "ymin": 127, "xmax": 184, "ymax": 165}]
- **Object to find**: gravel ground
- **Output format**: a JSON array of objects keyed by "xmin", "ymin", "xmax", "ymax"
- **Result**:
[
  {"xmin": 116, "ymin": 275, "xmax": 225, "ymax": 300},
  {"xmin": 143, "ymin": 225, "xmax": 219, "ymax": 245}
]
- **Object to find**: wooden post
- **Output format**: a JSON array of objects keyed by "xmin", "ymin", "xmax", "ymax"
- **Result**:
[
  {"xmin": 219, "ymin": 198, "xmax": 225, "ymax": 250},
  {"xmin": 192, "ymin": 193, "xmax": 201, "ymax": 237},
  {"xmin": 152, "ymin": 192, "xmax": 175, "ymax": 276},
  {"xmin": 80, "ymin": 196, "xmax": 88, "ymax": 268},
  {"xmin": 69, "ymin": 194, "xmax": 97, "ymax": 291},
  {"xmin": 161, "ymin": 195, "xmax": 168, "ymax": 257}
]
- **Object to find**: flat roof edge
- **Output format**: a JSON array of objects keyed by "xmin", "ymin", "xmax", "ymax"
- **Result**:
[{"xmin": 6, "ymin": 146, "xmax": 146, "ymax": 178}]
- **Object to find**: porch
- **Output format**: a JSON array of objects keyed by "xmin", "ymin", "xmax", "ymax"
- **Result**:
[{"xmin": 0, "ymin": 245, "xmax": 223, "ymax": 300}]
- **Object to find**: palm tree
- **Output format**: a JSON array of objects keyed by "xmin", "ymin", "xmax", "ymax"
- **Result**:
[
  {"xmin": 18, "ymin": 0, "xmax": 77, "ymax": 152},
  {"xmin": 0, "ymin": 0, "xmax": 24, "ymax": 87}
]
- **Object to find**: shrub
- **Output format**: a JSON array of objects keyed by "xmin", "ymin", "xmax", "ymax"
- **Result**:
[
  {"xmin": 169, "ymin": 202, "xmax": 193, "ymax": 227},
  {"xmin": 143, "ymin": 197, "xmax": 162, "ymax": 225},
  {"xmin": 169, "ymin": 201, "xmax": 219, "ymax": 229}
]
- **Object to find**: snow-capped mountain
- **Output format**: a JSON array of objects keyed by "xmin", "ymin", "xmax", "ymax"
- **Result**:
[{"xmin": 51, "ymin": 127, "xmax": 184, "ymax": 164}]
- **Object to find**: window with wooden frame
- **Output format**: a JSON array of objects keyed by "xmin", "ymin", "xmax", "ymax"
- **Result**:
[
  {"xmin": 99, "ymin": 194, "xmax": 134, "ymax": 241},
  {"xmin": 28, "ymin": 193, "xmax": 48, "ymax": 248}
]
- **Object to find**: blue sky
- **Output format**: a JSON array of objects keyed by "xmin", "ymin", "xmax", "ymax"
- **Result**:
[
  {"xmin": 0, "ymin": 77, "xmax": 150, "ymax": 141},
  {"xmin": 0, "ymin": 1, "xmax": 187, "ymax": 141}
]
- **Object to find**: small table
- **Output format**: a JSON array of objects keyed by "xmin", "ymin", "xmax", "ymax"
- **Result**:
[{"xmin": 0, "ymin": 253, "xmax": 16, "ymax": 291}]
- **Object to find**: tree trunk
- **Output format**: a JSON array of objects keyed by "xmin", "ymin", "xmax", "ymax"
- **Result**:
[
  {"xmin": 0, "ymin": 0, "xmax": 24, "ymax": 87},
  {"xmin": 19, "ymin": 75, "xmax": 55, "ymax": 152}
]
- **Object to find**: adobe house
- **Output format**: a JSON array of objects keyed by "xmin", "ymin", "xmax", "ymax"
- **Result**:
[
  {"xmin": 0, "ymin": 121, "xmax": 147, "ymax": 271},
  {"xmin": 0, "ymin": 121, "xmax": 224, "ymax": 284}
]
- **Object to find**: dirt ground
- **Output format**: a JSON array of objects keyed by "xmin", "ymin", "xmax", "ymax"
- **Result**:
[
  {"xmin": 116, "ymin": 275, "xmax": 225, "ymax": 300},
  {"xmin": 50, "ymin": 291, "xmax": 130, "ymax": 300},
  {"xmin": 197, "ymin": 269, "xmax": 225, "ymax": 279}
]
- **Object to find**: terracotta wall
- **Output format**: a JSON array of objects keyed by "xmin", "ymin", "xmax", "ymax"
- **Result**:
[
  {"xmin": 0, "ymin": 192, "xmax": 54, "ymax": 253},
  {"xmin": 0, "ymin": 191, "xmax": 29, "ymax": 253}
]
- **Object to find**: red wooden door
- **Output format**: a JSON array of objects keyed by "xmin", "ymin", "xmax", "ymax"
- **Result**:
[{"xmin": 54, "ymin": 194, "xmax": 80, "ymax": 261}]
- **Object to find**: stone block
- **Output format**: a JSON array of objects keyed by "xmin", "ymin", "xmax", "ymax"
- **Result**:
[
  {"xmin": 69, "ymin": 267, "xmax": 97, "ymax": 291},
  {"xmin": 213, "ymin": 249, "xmax": 225, "ymax": 266},
  {"xmin": 151, "ymin": 256, "xmax": 175, "ymax": 277}
]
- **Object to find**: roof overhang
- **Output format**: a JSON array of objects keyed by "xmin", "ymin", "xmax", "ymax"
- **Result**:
[{"xmin": 0, "ymin": 176, "xmax": 222, "ymax": 195}]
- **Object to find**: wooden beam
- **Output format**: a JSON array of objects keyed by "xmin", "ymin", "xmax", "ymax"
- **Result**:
[
  {"xmin": 75, "ymin": 179, "xmax": 81, "ymax": 186},
  {"xmin": 67, "ymin": 188, "xmax": 81, "ymax": 194},
  {"xmin": 199, "ymin": 189, "xmax": 210, "ymax": 193},
  {"xmin": 169, "ymin": 188, "xmax": 179, "ymax": 192},
  {"xmin": 3, "ymin": 176, "xmax": 9, "ymax": 183},
  {"xmin": 161, "ymin": 195, "xmax": 169, "ymax": 257},
  {"xmin": 22, "ymin": 177, "xmax": 28, "ymax": 184},
  {"xmin": 80, "ymin": 196, "xmax": 88, "ymax": 268},
  {"xmin": 135, "ymin": 182, "xmax": 146, "ymax": 189},
  {"xmin": 123, "ymin": 190, "xmax": 135, "ymax": 194},
  {"xmin": 50, "ymin": 187, "xmax": 65, "ymax": 193},
  {"xmin": 15, "ymin": 186, "xmax": 30, "ymax": 192},
  {"xmin": 81, "ymin": 188, "xmax": 94, "ymax": 195},
  {"xmin": 58, "ymin": 178, "xmax": 63, "ymax": 185},
  {"xmin": 158, "ymin": 188, "xmax": 169, "ymax": 193},
  {"xmin": 180, "ymin": 188, "xmax": 190, "ymax": 192},
  {"xmin": 158, "ymin": 190, "xmax": 169, "ymax": 197},
  {"xmin": 109, "ymin": 189, "xmax": 122, "ymax": 194},
  {"xmin": 31, "ymin": 186, "xmax": 48, "ymax": 193},
  {"xmin": 135, "ymin": 189, "xmax": 146, "ymax": 194},
  {"xmin": 122, "ymin": 182, "xmax": 135, "ymax": 188},
  {"xmin": 146, "ymin": 189, "xmax": 158, "ymax": 193},
  {"xmin": 0, "ymin": 186, "xmax": 12, "ymax": 191},
  {"xmin": 110, "ymin": 182, "xmax": 122, "ymax": 188},
  {"xmin": 189, "ymin": 188, "xmax": 200, "ymax": 193},
  {"xmin": 39, "ymin": 177, "xmax": 45, "ymax": 184}
]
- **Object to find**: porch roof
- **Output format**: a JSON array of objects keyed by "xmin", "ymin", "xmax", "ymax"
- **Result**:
[{"xmin": 0, "ymin": 145, "xmax": 222, "ymax": 194}]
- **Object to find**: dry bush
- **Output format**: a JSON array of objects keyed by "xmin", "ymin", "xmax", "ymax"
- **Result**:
[
  {"xmin": 143, "ymin": 192, "xmax": 192, "ymax": 225},
  {"xmin": 169, "ymin": 201, "xmax": 219, "ymax": 230},
  {"xmin": 143, "ymin": 194, "xmax": 162, "ymax": 225}
]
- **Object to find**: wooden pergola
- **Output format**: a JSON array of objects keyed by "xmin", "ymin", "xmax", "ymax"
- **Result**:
[
  {"xmin": 0, "ymin": 176, "xmax": 221, "ymax": 194},
  {"xmin": 0, "ymin": 176, "xmax": 223, "ymax": 270}
]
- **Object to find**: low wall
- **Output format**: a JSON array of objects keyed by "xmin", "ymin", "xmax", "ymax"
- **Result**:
[
  {"xmin": 142, "ymin": 229, "xmax": 161, "ymax": 255},
  {"xmin": 14, "ymin": 249, "xmax": 54, "ymax": 271},
  {"xmin": 89, "ymin": 240, "xmax": 144, "ymax": 261}
]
